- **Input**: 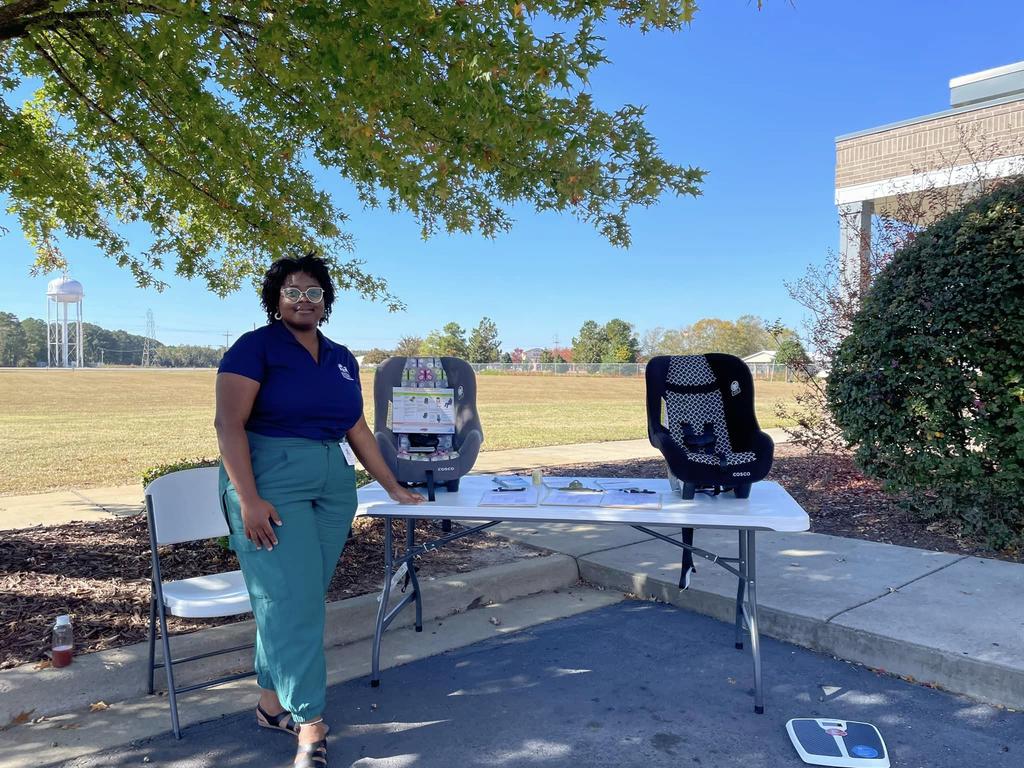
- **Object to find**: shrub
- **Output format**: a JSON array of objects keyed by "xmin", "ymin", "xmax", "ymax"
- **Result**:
[
  {"xmin": 142, "ymin": 457, "xmax": 221, "ymax": 487},
  {"xmin": 143, "ymin": 457, "xmax": 372, "ymax": 489},
  {"xmin": 828, "ymin": 180, "xmax": 1024, "ymax": 549},
  {"xmin": 142, "ymin": 459, "xmax": 373, "ymax": 549},
  {"xmin": 362, "ymin": 348, "xmax": 391, "ymax": 365}
]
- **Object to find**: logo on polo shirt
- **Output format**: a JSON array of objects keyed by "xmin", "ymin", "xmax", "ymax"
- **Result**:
[{"xmin": 337, "ymin": 364, "xmax": 354, "ymax": 381}]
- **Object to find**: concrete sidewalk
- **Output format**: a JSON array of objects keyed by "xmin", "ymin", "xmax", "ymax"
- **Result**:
[{"xmin": 1, "ymin": 427, "xmax": 1022, "ymax": 766}]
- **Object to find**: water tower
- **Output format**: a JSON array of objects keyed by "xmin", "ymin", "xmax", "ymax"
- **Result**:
[{"xmin": 46, "ymin": 276, "xmax": 84, "ymax": 368}]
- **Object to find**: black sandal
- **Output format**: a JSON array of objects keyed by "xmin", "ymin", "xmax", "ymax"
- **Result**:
[
  {"xmin": 256, "ymin": 704, "xmax": 299, "ymax": 736},
  {"xmin": 293, "ymin": 738, "xmax": 328, "ymax": 767}
]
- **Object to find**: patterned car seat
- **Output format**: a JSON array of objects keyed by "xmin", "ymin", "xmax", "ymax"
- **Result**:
[
  {"xmin": 646, "ymin": 353, "xmax": 774, "ymax": 499},
  {"xmin": 645, "ymin": 353, "xmax": 774, "ymax": 589},
  {"xmin": 373, "ymin": 356, "xmax": 482, "ymax": 500}
]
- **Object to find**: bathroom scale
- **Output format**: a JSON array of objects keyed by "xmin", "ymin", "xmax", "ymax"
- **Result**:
[{"xmin": 786, "ymin": 718, "xmax": 889, "ymax": 767}]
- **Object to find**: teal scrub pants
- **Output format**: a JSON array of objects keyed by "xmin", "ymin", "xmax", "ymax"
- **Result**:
[{"xmin": 219, "ymin": 432, "xmax": 357, "ymax": 723}]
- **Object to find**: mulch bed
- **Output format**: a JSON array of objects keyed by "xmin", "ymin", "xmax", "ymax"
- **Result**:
[
  {"xmin": 2, "ymin": 445, "xmax": 1018, "ymax": 671},
  {"xmin": 0, "ymin": 516, "xmax": 535, "ymax": 671}
]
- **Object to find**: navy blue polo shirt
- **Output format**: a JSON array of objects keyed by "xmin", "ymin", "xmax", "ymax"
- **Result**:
[{"xmin": 218, "ymin": 321, "xmax": 363, "ymax": 441}]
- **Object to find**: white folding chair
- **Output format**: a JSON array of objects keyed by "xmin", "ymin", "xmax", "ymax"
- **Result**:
[{"xmin": 145, "ymin": 466, "xmax": 254, "ymax": 739}]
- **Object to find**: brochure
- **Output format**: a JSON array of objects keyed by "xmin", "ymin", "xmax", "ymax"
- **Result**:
[{"xmin": 391, "ymin": 387, "xmax": 456, "ymax": 434}]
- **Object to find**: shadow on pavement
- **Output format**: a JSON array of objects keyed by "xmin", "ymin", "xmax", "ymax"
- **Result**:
[{"xmin": 73, "ymin": 601, "xmax": 1023, "ymax": 767}]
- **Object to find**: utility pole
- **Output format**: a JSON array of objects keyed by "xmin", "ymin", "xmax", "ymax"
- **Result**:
[
  {"xmin": 223, "ymin": 330, "xmax": 232, "ymax": 349},
  {"xmin": 141, "ymin": 309, "xmax": 156, "ymax": 366}
]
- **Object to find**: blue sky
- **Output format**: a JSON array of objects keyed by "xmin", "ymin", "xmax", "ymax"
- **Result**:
[{"xmin": 3, "ymin": 2, "xmax": 1024, "ymax": 351}]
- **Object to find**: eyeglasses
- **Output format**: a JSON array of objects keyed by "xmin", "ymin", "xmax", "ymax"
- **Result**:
[{"xmin": 280, "ymin": 287, "xmax": 324, "ymax": 304}]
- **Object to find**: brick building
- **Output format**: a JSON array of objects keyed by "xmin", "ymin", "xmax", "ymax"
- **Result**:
[{"xmin": 835, "ymin": 61, "xmax": 1024, "ymax": 292}]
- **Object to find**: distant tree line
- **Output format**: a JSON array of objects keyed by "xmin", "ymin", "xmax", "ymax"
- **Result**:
[
  {"xmin": 357, "ymin": 315, "xmax": 805, "ymax": 368},
  {"xmin": 360, "ymin": 317, "xmax": 503, "ymax": 364},
  {"xmin": 640, "ymin": 315, "xmax": 804, "ymax": 361},
  {"xmin": 0, "ymin": 311, "xmax": 223, "ymax": 367},
  {"xmin": 571, "ymin": 318, "xmax": 641, "ymax": 363}
]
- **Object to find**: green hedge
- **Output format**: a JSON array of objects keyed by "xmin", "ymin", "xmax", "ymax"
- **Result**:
[
  {"xmin": 142, "ymin": 458, "xmax": 374, "ymax": 550},
  {"xmin": 828, "ymin": 180, "xmax": 1024, "ymax": 549},
  {"xmin": 142, "ymin": 458, "xmax": 372, "ymax": 490},
  {"xmin": 142, "ymin": 457, "xmax": 221, "ymax": 487}
]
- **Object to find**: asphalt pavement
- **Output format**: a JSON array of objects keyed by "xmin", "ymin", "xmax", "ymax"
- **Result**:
[{"xmin": 65, "ymin": 601, "xmax": 1023, "ymax": 768}]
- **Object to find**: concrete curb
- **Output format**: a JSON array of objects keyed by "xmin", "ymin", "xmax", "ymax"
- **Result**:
[{"xmin": 0, "ymin": 554, "xmax": 579, "ymax": 726}]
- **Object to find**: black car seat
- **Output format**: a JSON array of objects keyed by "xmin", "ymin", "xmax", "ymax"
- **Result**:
[{"xmin": 645, "ymin": 353, "xmax": 775, "ymax": 587}]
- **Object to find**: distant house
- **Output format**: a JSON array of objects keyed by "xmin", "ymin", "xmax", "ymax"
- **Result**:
[
  {"xmin": 743, "ymin": 350, "xmax": 786, "ymax": 381},
  {"xmin": 742, "ymin": 350, "xmax": 777, "ymax": 365},
  {"xmin": 523, "ymin": 347, "xmax": 544, "ymax": 362}
]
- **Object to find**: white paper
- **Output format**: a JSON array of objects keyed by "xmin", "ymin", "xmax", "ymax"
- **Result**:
[
  {"xmin": 540, "ymin": 489, "xmax": 662, "ymax": 509},
  {"xmin": 492, "ymin": 475, "xmax": 531, "ymax": 490},
  {"xmin": 478, "ymin": 487, "xmax": 540, "ymax": 507},
  {"xmin": 339, "ymin": 440, "xmax": 357, "ymax": 466},
  {"xmin": 392, "ymin": 387, "xmax": 456, "ymax": 434},
  {"xmin": 541, "ymin": 489, "xmax": 605, "ymax": 507},
  {"xmin": 599, "ymin": 490, "xmax": 662, "ymax": 510}
]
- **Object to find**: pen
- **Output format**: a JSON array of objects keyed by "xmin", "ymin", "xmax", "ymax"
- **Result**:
[
  {"xmin": 495, "ymin": 487, "xmax": 525, "ymax": 493},
  {"xmin": 624, "ymin": 488, "xmax": 656, "ymax": 494}
]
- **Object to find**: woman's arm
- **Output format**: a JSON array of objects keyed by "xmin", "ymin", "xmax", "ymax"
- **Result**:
[
  {"xmin": 214, "ymin": 372, "xmax": 283, "ymax": 548},
  {"xmin": 346, "ymin": 416, "xmax": 424, "ymax": 504}
]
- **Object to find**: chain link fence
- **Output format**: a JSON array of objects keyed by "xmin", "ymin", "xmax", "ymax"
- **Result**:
[
  {"xmin": 362, "ymin": 360, "xmax": 800, "ymax": 379},
  {"xmin": 468, "ymin": 362, "xmax": 645, "ymax": 376}
]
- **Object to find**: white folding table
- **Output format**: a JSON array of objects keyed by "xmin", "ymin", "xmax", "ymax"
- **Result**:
[{"xmin": 356, "ymin": 474, "xmax": 809, "ymax": 713}]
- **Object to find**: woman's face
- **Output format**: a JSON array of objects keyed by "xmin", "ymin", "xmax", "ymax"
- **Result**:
[{"xmin": 278, "ymin": 271, "xmax": 325, "ymax": 331}]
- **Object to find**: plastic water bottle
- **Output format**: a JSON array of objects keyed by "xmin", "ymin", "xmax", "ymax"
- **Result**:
[{"xmin": 51, "ymin": 615, "xmax": 74, "ymax": 668}]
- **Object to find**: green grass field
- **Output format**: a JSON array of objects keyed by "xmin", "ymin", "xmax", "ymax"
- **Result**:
[{"xmin": 0, "ymin": 369, "xmax": 800, "ymax": 495}]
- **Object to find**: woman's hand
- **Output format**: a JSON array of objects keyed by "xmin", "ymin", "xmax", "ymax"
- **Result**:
[
  {"xmin": 388, "ymin": 486, "xmax": 425, "ymax": 505},
  {"xmin": 240, "ymin": 496, "xmax": 283, "ymax": 549}
]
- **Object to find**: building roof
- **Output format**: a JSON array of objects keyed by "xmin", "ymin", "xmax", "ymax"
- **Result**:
[
  {"xmin": 742, "ymin": 350, "xmax": 777, "ymax": 364},
  {"xmin": 837, "ymin": 60, "xmax": 1024, "ymax": 142}
]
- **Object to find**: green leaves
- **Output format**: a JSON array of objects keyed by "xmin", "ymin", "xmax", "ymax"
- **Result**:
[
  {"xmin": 2, "ymin": 1, "xmax": 702, "ymax": 304},
  {"xmin": 828, "ymin": 180, "xmax": 1024, "ymax": 550}
]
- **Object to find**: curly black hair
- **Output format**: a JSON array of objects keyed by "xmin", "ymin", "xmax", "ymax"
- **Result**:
[{"xmin": 260, "ymin": 253, "xmax": 336, "ymax": 325}]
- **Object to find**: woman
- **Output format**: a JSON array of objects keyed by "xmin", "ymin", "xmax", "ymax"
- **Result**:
[{"xmin": 215, "ymin": 253, "xmax": 423, "ymax": 768}]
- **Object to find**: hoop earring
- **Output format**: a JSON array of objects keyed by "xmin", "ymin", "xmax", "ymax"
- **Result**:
[{"xmin": 274, "ymin": 311, "xmax": 281, "ymax": 320}]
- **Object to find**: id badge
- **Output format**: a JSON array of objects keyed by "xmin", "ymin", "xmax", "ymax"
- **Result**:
[{"xmin": 340, "ymin": 440, "xmax": 357, "ymax": 466}]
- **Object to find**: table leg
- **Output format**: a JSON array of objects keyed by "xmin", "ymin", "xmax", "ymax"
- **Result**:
[
  {"xmin": 406, "ymin": 517, "xmax": 423, "ymax": 632},
  {"xmin": 735, "ymin": 530, "xmax": 747, "ymax": 650},
  {"xmin": 744, "ymin": 529, "xmax": 764, "ymax": 714},
  {"xmin": 371, "ymin": 520, "xmax": 394, "ymax": 687}
]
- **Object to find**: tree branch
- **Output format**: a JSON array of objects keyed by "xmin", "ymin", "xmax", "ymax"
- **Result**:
[{"xmin": 28, "ymin": 29, "xmax": 241, "ymax": 217}]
